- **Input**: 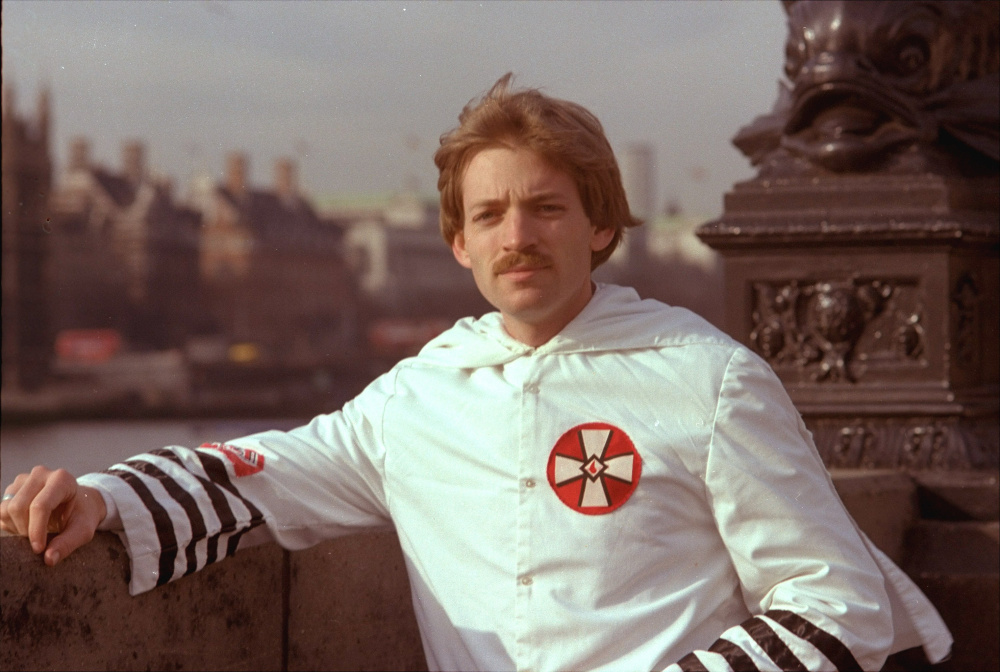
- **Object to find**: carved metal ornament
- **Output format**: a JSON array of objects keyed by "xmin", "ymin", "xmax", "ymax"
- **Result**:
[
  {"xmin": 734, "ymin": 0, "xmax": 999, "ymax": 176},
  {"xmin": 951, "ymin": 271, "xmax": 981, "ymax": 370},
  {"xmin": 751, "ymin": 277, "xmax": 924, "ymax": 381},
  {"xmin": 812, "ymin": 416, "xmax": 999, "ymax": 469}
]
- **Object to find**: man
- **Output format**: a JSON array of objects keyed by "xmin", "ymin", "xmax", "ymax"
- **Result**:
[{"xmin": 2, "ymin": 74, "xmax": 951, "ymax": 672}]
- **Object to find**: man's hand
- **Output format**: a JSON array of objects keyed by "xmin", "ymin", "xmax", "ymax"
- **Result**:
[{"xmin": 0, "ymin": 466, "xmax": 107, "ymax": 566}]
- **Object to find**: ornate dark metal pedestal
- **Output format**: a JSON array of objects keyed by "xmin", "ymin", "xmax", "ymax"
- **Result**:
[
  {"xmin": 699, "ymin": 174, "xmax": 998, "ymax": 469},
  {"xmin": 698, "ymin": 0, "xmax": 999, "ymax": 470}
]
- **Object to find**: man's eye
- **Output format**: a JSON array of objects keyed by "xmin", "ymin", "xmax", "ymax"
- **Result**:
[
  {"xmin": 538, "ymin": 204, "xmax": 564, "ymax": 214},
  {"xmin": 472, "ymin": 211, "xmax": 498, "ymax": 223}
]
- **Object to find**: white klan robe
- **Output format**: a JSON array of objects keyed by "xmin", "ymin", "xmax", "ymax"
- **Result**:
[{"xmin": 80, "ymin": 283, "xmax": 952, "ymax": 672}]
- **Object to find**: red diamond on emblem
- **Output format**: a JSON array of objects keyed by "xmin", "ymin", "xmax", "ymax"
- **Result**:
[{"xmin": 546, "ymin": 422, "xmax": 641, "ymax": 515}]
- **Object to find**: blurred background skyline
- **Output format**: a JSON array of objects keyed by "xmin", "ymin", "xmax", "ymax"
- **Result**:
[
  {"xmin": 2, "ymin": 0, "xmax": 788, "ymax": 218},
  {"xmin": 2, "ymin": 0, "xmax": 794, "ymax": 419}
]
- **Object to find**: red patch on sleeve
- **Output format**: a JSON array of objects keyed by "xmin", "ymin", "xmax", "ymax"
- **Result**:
[{"xmin": 200, "ymin": 442, "xmax": 265, "ymax": 477}]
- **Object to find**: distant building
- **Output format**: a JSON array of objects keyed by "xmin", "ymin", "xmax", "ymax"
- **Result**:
[
  {"xmin": 645, "ymin": 204, "xmax": 719, "ymax": 274},
  {"xmin": 326, "ymin": 191, "xmax": 490, "ymax": 363},
  {"xmin": 341, "ymin": 192, "xmax": 478, "ymax": 314},
  {"xmin": 1, "ymin": 85, "xmax": 53, "ymax": 390},
  {"xmin": 613, "ymin": 142, "xmax": 654, "ymax": 266},
  {"xmin": 634, "ymin": 205, "xmax": 723, "ymax": 327},
  {"xmin": 197, "ymin": 153, "xmax": 359, "ymax": 368},
  {"xmin": 48, "ymin": 138, "xmax": 202, "ymax": 350}
]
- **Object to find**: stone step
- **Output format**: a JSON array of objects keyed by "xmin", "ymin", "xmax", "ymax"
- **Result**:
[
  {"xmin": 903, "ymin": 520, "xmax": 999, "ymax": 574},
  {"xmin": 830, "ymin": 469, "xmax": 917, "ymax": 565},
  {"xmin": 900, "ymin": 570, "xmax": 1000, "ymax": 671},
  {"xmin": 911, "ymin": 470, "xmax": 999, "ymax": 522},
  {"xmin": 897, "ymin": 520, "xmax": 1000, "ymax": 671}
]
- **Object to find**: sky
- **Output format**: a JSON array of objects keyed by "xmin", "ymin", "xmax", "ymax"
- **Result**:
[{"xmin": 2, "ymin": 0, "xmax": 789, "ymax": 219}]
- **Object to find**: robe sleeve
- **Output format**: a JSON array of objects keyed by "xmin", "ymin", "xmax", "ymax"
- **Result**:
[
  {"xmin": 77, "ymin": 370, "xmax": 398, "ymax": 596},
  {"xmin": 663, "ymin": 347, "xmax": 951, "ymax": 671}
]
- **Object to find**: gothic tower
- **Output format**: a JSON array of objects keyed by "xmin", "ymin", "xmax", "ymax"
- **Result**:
[{"xmin": 2, "ymin": 85, "xmax": 53, "ymax": 390}]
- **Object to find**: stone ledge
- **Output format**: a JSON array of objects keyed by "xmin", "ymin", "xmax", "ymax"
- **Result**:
[
  {"xmin": 0, "ymin": 471, "xmax": 987, "ymax": 671},
  {"xmin": 912, "ymin": 470, "xmax": 1000, "ymax": 521},
  {"xmin": 1, "ymin": 531, "xmax": 284, "ymax": 671},
  {"xmin": 906, "ymin": 573, "xmax": 1000, "ymax": 671},
  {"xmin": 288, "ymin": 531, "xmax": 426, "ymax": 672},
  {"xmin": 830, "ymin": 469, "xmax": 918, "ymax": 564},
  {"xmin": 904, "ymin": 521, "xmax": 1000, "ymax": 574},
  {"xmin": 1, "ymin": 530, "xmax": 425, "ymax": 672}
]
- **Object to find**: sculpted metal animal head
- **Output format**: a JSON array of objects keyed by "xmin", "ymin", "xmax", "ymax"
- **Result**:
[{"xmin": 735, "ymin": 0, "xmax": 999, "ymax": 176}]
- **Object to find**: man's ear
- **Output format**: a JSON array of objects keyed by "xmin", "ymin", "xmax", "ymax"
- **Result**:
[
  {"xmin": 590, "ymin": 225, "xmax": 615, "ymax": 252},
  {"xmin": 451, "ymin": 231, "xmax": 473, "ymax": 269}
]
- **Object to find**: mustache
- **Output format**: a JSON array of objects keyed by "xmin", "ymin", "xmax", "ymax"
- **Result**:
[{"xmin": 492, "ymin": 251, "xmax": 552, "ymax": 274}]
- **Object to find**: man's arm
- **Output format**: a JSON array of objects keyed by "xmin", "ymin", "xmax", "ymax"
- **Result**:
[
  {"xmin": 1, "ymin": 466, "xmax": 107, "ymax": 566},
  {"xmin": 663, "ymin": 346, "xmax": 950, "ymax": 671},
  {"xmin": 3, "ymin": 372, "xmax": 398, "ymax": 595}
]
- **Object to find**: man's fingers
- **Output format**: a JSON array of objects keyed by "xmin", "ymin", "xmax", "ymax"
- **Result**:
[
  {"xmin": 25, "ymin": 469, "xmax": 78, "ymax": 554},
  {"xmin": 0, "ymin": 476, "xmax": 26, "ymax": 533},
  {"xmin": 3, "ymin": 473, "xmax": 105, "ymax": 566},
  {"xmin": 1, "ymin": 471, "xmax": 45, "ymax": 539},
  {"xmin": 44, "ymin": 513, "xmax": 98, "ymax": 566},
  {"xmin": 42, "ymin": 486, "xmax": 106, "ymax": 566}
]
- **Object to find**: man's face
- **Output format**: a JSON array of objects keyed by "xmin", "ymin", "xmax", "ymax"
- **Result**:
[{"xmin": 451, "ymin": 147, "xmax": 613, "ymax": 346}]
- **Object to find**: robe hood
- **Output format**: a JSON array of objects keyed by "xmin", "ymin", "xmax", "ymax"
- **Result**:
[{"xmin": 417, "ymin": 283, "xmax": 732, "ymax": 369}]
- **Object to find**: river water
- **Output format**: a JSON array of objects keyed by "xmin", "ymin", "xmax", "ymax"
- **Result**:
[{"xmin": 1, "ymin": 418, "xmax": 308, "ymax": 487}]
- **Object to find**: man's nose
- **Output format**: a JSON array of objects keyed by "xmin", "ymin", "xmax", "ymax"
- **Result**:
[{"xmin": 502, "ymin": 207, "xmax": 539, "ymax": 250}]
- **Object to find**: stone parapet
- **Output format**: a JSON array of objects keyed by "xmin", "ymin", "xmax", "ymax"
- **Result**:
[
  {"xmin": 1, "ymin": 471, "xmax": 995, "ymax": 670},
  {"xmin": 1, "ymin": 530, "xmax": 425, "ymax": 672},
  {"xmin": 829, "ymin": 468, "xmax": 917, "ymax": 564},
  {"xmin": 288, "ymin": 532, "xmax": 426, "ymax": 671},
  {"xmin": 0, "ymin": 531, "xmax": 284, "ymax": 671}
]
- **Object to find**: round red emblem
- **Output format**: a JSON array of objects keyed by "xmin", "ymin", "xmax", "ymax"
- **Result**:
[{"xmin": 546, "ymin": 422, "xmax": 641, "ymax": 515}]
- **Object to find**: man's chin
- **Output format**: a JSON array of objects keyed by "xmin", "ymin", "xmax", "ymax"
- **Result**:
[{"xmin": 489, "ymin": 286, "xmax": 551, "ymax": 318}]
